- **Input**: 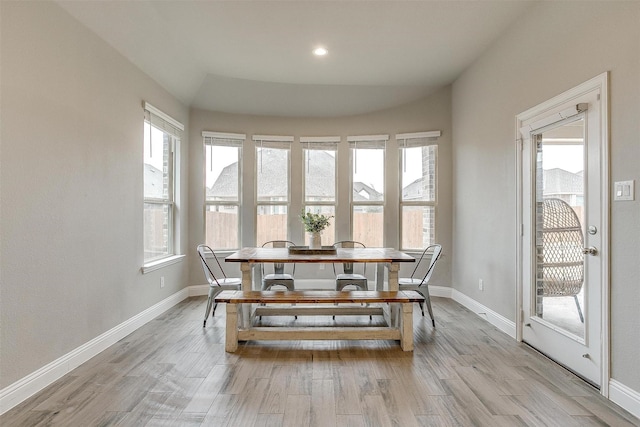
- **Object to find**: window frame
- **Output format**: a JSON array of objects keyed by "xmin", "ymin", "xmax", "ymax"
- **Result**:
[
  {"xmin": 301, "ymin": 136, "xmax": 339, "ymax": 245},
  {"xmin": 397, "ymin": 131, "xmax": 441, "ymax": 251},
  {"xmin": 254, "ymin": 135, "xmax": 293, "ymax": 243},
  {"xmin": 142, "ymin": 102, "xmax": 183, "ymax": 267},
  {"xmin": 348, "ymin": 135, "xmax": 388, "ymax": 246},
  {"xmin": 203, "ymin": 131, "xmax": 245, "ymax": 251}
]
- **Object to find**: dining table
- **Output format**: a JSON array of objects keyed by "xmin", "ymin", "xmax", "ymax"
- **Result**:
[
  {"xmin": 222, "ymin": 246, "xmax": 418, "ymax": 348},
  {"xmin": 225, "ymin": 246, "xmax": 416, "ymax": 291}
]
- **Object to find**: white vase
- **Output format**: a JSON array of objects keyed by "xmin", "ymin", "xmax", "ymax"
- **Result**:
[{"xmin": 308, "ymin": 232, "xmax": 322, "ymax": 249}]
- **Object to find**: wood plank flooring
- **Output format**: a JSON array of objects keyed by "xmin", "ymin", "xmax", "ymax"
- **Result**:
[{"xmin": 2, "ymin": 296, "xmax": 638, "ymax": 426}]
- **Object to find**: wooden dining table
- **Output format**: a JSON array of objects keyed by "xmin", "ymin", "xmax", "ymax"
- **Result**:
[
  {"xmin": 222, "ymin": 247, "xmax": 419, "ymax": 350},
  {"xmin": 225, "ymin": 246, "xmax": 415, "ymax": 291}
]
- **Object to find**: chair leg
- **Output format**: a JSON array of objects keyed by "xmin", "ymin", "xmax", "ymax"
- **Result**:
[
  {"xmin": 203, "ymin": 290, "xmax": 214, "ymax": 327},
  {"xmin": 204, "ymin": 287, "xmax": 223, "ymax": 327},
  {"xmin": 574, "ymin": 295, "xmax": 584, "ymax": 323},
  {"xmin": 418, "ymin": 288, "xmax": 435, "ymax": 327}
]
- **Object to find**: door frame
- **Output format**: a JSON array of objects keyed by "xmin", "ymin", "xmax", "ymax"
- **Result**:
[{"xmin": 515, "ymin": 72, "xmax": 610, "ymax": 396}]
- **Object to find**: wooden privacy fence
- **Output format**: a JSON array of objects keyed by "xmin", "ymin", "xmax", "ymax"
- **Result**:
[{"xmin": 205, "ymin": 211, "xmax": 426, "ymax": 249}]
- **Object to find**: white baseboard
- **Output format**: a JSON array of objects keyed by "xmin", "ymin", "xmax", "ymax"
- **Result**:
[
  {"xmin": 428, "ymin": 285, "xmax": 453, "ymax": 299},
  {"xmin": 0, "ymin": 288, "xmax": 190, "ymax": 415},
  {"xmin": 610, "ymin": 379, "xmax": 640, "ymax": 420},
  {"xmin": 450, "ymin": 289, "xmax": 517, "ymax": 339},
  {"xmin": 189, "ymin": 284, "xmax": 210, "ymax": 296}
]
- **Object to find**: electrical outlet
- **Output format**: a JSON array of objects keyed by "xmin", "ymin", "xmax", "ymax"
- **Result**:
[
  {"xmin": 479, "ymin": 279, "xmax": 484, "ymax": 291},
  {"xmin": 319, "ymin": 263, "xmax": 325, "ymax": 270},
  {"xmin": 160, "ymin": 277, "xmax": 165, "ymax": 288}
]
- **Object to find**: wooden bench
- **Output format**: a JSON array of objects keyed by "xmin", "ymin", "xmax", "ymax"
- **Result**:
[{"xmin": 214, "ymin": 290, "xmax": 424, "ymax": 352}]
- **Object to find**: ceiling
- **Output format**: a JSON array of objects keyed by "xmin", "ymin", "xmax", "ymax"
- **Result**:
[{"xmin": 56, "ymin": 1, "xmax": 535, "ymax": 117}]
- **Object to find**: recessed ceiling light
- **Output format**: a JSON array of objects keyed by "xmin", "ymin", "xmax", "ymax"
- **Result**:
[{"xmin": 313, "ymin": 47, "xmax": 328, "ymax": 56}]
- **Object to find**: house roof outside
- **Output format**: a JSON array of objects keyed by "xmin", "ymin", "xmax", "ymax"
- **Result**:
[{"xmin": 207, "ymin": 149, "xmax": 385, "ymax": 202}]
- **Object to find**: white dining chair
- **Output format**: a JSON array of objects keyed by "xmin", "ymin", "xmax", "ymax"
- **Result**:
[
  {"xmin": 261, "ymin": 240, "xmax": 297, "ymax": 290},
  {"xmin": 332, "ymin": 240, "xmax": 368, "ymax": 291},
  {"xmin": 197, "ymin": 244, "xmax": 242, "ymax": 327},
  {"xmin": 398, "ymin": 244, "xmax": 442, "ymax": 327}
]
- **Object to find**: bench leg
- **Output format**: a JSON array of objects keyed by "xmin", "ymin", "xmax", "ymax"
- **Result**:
[
  {"xmin": 226, "ymin": 303, "xmax": 239, "ymax": 352},
  {"xmin": 400, "ymin": 303, "xmax": 414, "ymax": 351}
]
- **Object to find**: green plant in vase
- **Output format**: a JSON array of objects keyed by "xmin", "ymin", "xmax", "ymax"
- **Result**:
[{"xmin": 300, "ymin": 211, "xmax": 333, "ymax": 248}]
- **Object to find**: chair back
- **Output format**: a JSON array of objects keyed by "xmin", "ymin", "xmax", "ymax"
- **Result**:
[
  {"xmin": 261, "ymin": 240, "xmax": 296, "ymax": 275},
  {"xmin": 409, "ymin": 244, "xmax": 442, "ymax": 286},
  {"xmin": 333, "ymin": 240, "xmax": 366, "ymax": 276},
  {"xmin": 541, "ymin": 198, "xmax": 584, "ymax": 297},
  {"xmin": 197, "ymin": 244, "xmax": 228, "ymax": 287}
]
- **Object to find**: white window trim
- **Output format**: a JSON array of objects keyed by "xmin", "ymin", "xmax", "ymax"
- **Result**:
[
  {"xmin": 144, "ymin": 102, "xmax": 184, "ymax": 132},
  {"xmin": 255, "ymin": 136, "xmax": 293, "ymax": 241},
  {"xmin": 141, "ymin": 254, "xmax": 185, "ymax": 274},
  {"xmin": 398, "ymin": 139, "xmax": 439, "ymax": 250},
  {"xmin": 203, "ymin": 131, "xmax": 246, "ymax": 140},
  {"xmin": 203, "ymin": 132, "xmax": 244, "ymax": 251},
  {"xmin": 143, "ymin": 103, "xmax": 182, "ymax": 266}
]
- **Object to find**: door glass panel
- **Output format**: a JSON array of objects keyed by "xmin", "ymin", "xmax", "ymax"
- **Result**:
[{"xmin": 534, "ymin": 118, "xmax": 586, "ymax": 339}]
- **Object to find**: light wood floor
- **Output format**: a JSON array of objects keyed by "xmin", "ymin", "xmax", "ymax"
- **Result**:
[{"xmin": 2, "ymin": 297, "xmax": 638, "ymax": 426}]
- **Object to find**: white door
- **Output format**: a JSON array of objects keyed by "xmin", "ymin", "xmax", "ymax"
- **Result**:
[{"xmin": 517, "ymin": 74, "xmax": 609, "ymax": 388}]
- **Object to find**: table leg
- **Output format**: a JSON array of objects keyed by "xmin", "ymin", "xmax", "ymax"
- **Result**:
[
  {"xmin": 239, "ymin": 262, "xmax": 255, "ymax": 325},
  {"xmin": 225, "ymin": 303, "xmax": 239, "ymax": 352},
  {"xmin": 400, "ymin": 302, "xmax": 414, "ymax": 351},
  {"xmin": 240, "ymin": 262, "xmax": 252, "ymax": 290},
  {"xmin": 386, "ymin": 262, "xmax": 400, "ymax": 325},
  {"xmin": 387, "ymin": 262, "xmax": 399, "ymax": 291},
  {"xmin": 376, "ymin": 263, "xmax": 385, "ymax": 290}
]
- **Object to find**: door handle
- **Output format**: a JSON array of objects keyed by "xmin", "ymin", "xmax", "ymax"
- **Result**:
[{"xmin": 582, "ymin": 246, "xmax": 598, "ymax": 256}]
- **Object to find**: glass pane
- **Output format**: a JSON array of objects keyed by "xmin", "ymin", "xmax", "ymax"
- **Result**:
[
  {"xmin": 144, "ymin": 122, "xmax": 170, "ymax": 200},
  {"xmin": 257, "ymin": 147, "xmax": 289, "ymax": 202},
  {"xmin": 353, "ymin": 205, "xmax": 383, "ymax": 247},
  {"xmin": 534, "ymin": 118, "xmax": 586, "ymax": 339},
  {"xmin": 402, "ymin": 206, "xmax": 434, "ymax": 250},
  {"xmin": 144, "ymin": 202, "xmax": 170, "ymax": 261},
  {"xmin": 205, "ymin": 205, "xmax": 239, "ymax": 250},
  {"xmin": 304, "ymin": 149, "xmax": 336, "ymax": 201},
  {"xmin": 353, "ymin": 148, "xmax": 384, "ymax": 199},
  {"xmin": 303, "ymin": 206, "xmax": 335, "ymax": 246},
  {"xmin": 401, "ymin": 145, "xmax": 436, "ymax": 201},
  {"xmin": 257, "ymin": 205, "xmax": 288, "ymax": 244},
  {"xmin": 206, "ymin": 145, "xmax": 239, "ymax": 202}
]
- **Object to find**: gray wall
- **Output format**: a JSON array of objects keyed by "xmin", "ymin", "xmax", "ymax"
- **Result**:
[
  {"xmin": 0, "ymin": 2, "xmax": 189, "ymax": 387},
  {"xmin": 188, "ymin": 89, "xmax": 453, "ymax": 288},
  {"xmin": 452, "ymin": 2, "xmax": 639, "ymax": 391}
]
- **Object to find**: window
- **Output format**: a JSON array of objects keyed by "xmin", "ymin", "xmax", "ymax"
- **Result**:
[
  {"xmin": 398, "ymin": 131, "xmax": 440, "ymax": 250},
  {"xmin": 254, "ymin": 135, "xmax": 293, "ymax": 244},
  {"xmin": 204, "ymin": 131, "xmax": 244, "ymax": 250},
  {"xmin": 349, "ymin": 135, "xmax": 388, "ymax": 247},
  {"xmin": 302, "ymin": 137, "xmax": 339, "ymax": 246},
  {"xmin": 143, "ymin": 103, "xmax": 183, "ymax": 263}
]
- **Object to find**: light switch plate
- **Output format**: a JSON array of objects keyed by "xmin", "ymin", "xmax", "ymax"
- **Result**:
[{"xmin": 614, "ymin": 180, "xmax": 634, "ymax": 201}]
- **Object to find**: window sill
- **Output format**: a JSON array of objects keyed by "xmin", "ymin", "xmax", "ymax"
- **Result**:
[{"xmin": 141, "ymin": 254, "xmax": 185, "ymax": 274}]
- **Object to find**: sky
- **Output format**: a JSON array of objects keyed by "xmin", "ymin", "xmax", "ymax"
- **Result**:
[{"xmin": 543, "ymin": 145, "xmax": 584, "ymax": 173}]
